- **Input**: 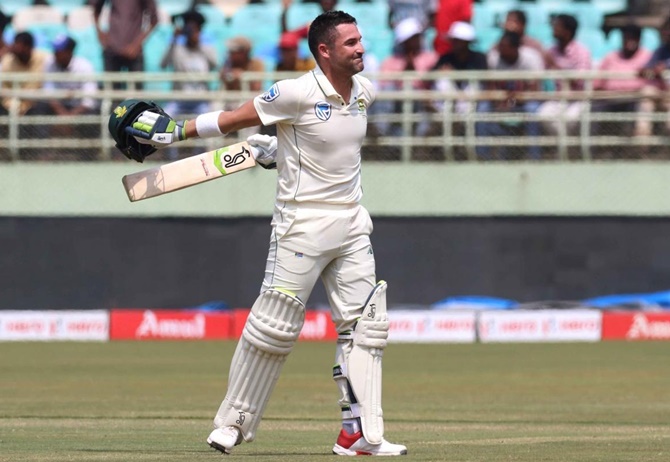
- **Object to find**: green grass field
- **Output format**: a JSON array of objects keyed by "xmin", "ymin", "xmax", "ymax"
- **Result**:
[{"xmin": 0, "ymin": 341, "xmax": 668, "ymax": 461}]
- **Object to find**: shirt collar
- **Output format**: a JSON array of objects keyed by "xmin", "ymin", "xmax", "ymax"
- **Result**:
[{"xmin": 312, "ymin": 66, "xmax": 361, "ymax": 103}]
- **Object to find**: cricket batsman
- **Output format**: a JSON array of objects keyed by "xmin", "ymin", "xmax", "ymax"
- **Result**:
[{"xmin": 114, "ymin": 10, "xmax": 407, "ymax": 457}]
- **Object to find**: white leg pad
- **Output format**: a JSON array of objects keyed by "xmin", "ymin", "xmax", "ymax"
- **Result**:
[
  {"xmin": 334, "ymin": 281, "xmax": 389, "ymax": 444},
  {"xmin": 214, "ymin": 289, "xmax": 305, "ymax": 442}
]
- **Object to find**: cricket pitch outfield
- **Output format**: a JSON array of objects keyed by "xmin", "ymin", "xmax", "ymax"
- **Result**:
[{"xmin": 0, "ymin": 341, "xmax": 667, "ymax": 462}]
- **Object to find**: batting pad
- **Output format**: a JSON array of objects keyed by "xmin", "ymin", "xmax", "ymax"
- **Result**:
[
  {"xmin": 214, "ymin": 289, "xmax": 305, "ymax": 442},
  {"xmin": 336, "ymin": 281, "xmax": 389, "ymax": 445}
]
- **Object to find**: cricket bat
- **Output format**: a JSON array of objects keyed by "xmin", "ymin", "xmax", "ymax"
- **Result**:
[{"xmin": 121, "ymin": 141, "xmax": 256, "ymax": 202}]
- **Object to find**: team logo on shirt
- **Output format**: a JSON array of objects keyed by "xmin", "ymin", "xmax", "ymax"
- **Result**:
[
  {"xmin": 314, "ymin": 101, "xmax": 331, "ymax": 121},
  {"xmin": 261, "ymin": 84, "xmax": 280, "ymax": 102},
  {"xmin": 357, "ymin": 99, "xmax": 367, "ymax": 115}
]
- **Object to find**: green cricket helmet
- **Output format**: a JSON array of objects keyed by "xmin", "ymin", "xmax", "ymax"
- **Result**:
[{"xmin": 108, "ymin": 99, "xmax": 167, "ymax": 162}]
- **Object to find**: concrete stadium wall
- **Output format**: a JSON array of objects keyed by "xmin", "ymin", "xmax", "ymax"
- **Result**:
[
  {"xmin": 2, "ymin": 163, "xmax": 670, "ymax": 310},
  {"xmin": 2, "ymin": 162, "xmax": 670, "ymax": 216}
]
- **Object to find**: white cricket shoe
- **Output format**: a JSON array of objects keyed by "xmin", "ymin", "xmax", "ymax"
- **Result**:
[
  {"xmin": 207, "ymin": 426, "xmax": 242, "ymax": 455},
  {"xmin": 332, "ymin": 429, "xmax": 407, "ymax": 456}
]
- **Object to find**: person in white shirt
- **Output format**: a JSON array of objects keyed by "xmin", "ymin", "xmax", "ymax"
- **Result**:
[
  {"xmin": 160, "ymin": 9, "xmax": 217, "ymax": 118},
  {"xmin": 125, "ymin": 10, "xmax": 407, "ymax": 457},
  {"xmin": 483, "ymin": 31, "xmax": 544, "ymax": 159},
  {"xmin": 44, "ymin": 35, "xmax": 98, "ymax": 116}
]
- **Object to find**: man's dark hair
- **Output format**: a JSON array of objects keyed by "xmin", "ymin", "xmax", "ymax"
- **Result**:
[
  {"xmin": 14, "ymin": 31, "xmax": 34, "ymax": 48},
  {"xmin": 500, "ymin": 30, "xmax": 522, "ymax": 49},
  {"xmin": 308, "ymin": 10, "xmax": 357, "ymax": 62},
  {"xmin": 621, "ymin": 23, "xmax": 642, "ymax": 40},
  {"xmin": 180, "ymin": 9, "xmax": 206, "ymax": 27},
  {"xmin": 507, "ymin": 9, "xmax": 527, "ymax": 27},
  {"xmin": 554, "ymin": 14, "xmax": 578, "ymax": 38}
]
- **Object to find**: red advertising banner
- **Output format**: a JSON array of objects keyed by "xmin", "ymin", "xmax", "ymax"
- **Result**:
[
  {"xmin": 601, "ymin": 312, "xmax": 670, "ymax": 340},
  {"xmin": 231, "ymin": 309, "xmax": 338, "ymax": 341},
  {"xmin": 110, "ymin": 310, "xmax": 232, "ymax": 340}
]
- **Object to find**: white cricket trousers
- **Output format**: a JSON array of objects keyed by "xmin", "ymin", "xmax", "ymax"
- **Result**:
[{"xmin": 261, "ymin": 201, "xmax": 376, "ymax": 333}]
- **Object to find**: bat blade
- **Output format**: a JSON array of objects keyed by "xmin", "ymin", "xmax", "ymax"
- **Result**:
[{"xmin": 121, "ymin": 141, "xmax": 255, "ymax": 202}]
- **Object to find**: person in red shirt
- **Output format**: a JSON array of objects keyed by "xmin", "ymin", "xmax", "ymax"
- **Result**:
[{"xmin": 432, "ymin": 0, "xmax": 472, "ymax": 55}]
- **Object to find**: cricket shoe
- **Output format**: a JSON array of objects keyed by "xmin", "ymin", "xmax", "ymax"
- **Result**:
[
  {"xmin": 207, "ymin": 426, "xmax": 242, "ymax": 455},
  {"xmin": 332, "ymin": 429, "xmax": 407, "ymax": 456}
]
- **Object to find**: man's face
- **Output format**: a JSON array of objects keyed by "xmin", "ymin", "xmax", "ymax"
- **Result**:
[
  {"xmin": 280, "ymin": 46, "xmax": 298, "ymax": 67},
  {"xmin": 320, "ymin": 0, "xmax": 337, "ymax": 12},
  {"xmin": 504, "ymin": 14, "xmax": 524, "ymax": 35},
  {"xmin": 325, "ymin": 23, "xmax": 365, "ymax": 75},
  {"xmin": 552, "ymin": 19, "xmax": 568, "ymax": 42},
  {"xmin": 449, "ymin": 37, "xmax": 469, "ymax": 54},
  {"xmin": 11, "ymin": 41, "xmax": 32, "ymax": 65},
  {"xmin": 55, "ymin": 49, "xmax": 73, "ymax": 68},
  {"xmin": 621, "ymin": 32, "xmax": 640, "ymax": 58},
  {"xmin": 499, "ymin": 39, "xmax": 518, "ymax": 64}
]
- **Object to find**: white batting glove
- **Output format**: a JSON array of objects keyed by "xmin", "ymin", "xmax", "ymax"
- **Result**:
[
  {"xmin": 125, "ymin": 110, "xmax": 187, "ymax": 148},
  {"xmin": 247, "ymin": 134, "xmax": 277, "ymax": 170}
]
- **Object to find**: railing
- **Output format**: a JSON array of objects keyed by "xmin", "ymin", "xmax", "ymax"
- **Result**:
[{"xmin": 0, "ymin": 69, "xmax": 668, "ymax": 162}]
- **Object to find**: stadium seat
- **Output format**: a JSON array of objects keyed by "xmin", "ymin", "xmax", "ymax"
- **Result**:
[
  {"xmin": 11, "ymin": 5, "xmax": 65, "ymax": 31},
  {"xmin": 229, "ymin": 3, "xmax": 283, "ymax": 51},
  {"xmin": 47, "ymin": 0, "xmax": 87, "ymax": 15},
  {"xmin": 590, "ymin": 0, "xmax": 627, "ymax": 14},
  {"xmin": 641, "ymin": 27, "xmax": 661, "ymax": 51},
  {"xmin": 284, "ymin": 2, "xmax": 321, "ymax": 31},
  {"xmin": 0, "ymin": 0, "xmax": 32, "ymax": 16},
  {"xmin": 66, "ymin": 5, "xmax": 103, "ymax": 31},
  {"xmin": 576, "ymin": 28, "xmax": 608, "ymax": 61},
  {"xmin": 69, "ymin": 26, "xmax": 103, "ymax": 71},
  {"xmin": 158, "ymin": 0, "xmax": 190, "ymax": 16}
]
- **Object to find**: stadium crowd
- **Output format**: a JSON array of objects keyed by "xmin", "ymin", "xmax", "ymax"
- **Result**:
[{"xmin": 0, "ymin": 0, "xmax": 669, "ymax": 161}]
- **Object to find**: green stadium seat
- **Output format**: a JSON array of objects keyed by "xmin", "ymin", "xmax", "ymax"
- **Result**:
[{"xmin": 641, "ymin": 27, "xmax": 661, "ymax": 51}]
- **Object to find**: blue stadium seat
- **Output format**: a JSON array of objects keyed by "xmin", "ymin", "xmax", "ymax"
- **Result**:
[
  {"xmin": 69, "ymin": 26, "xmax": 103, "ymax": 71},
  {"xmin": 158, "ymin": 0, "xmax": 190, "ymax": 16},
  {"xmin": 590, "ymin": 0, "xmax": 627, "ymax": 14},
  {"xmin": 229, "ymin": 3, "xmax": 283, "ymax": 50},
  {"xmin": 29, "ymin": 23, "xmax": 70, "ymax": 51},
  {"xmin": 284, "ymin": 2, "xmax": 321, "ymax": 31},
  {"xmin": 641, "ymin": 27, "xmax": 661, "ymax": 52},
  {"xmin": 0, "ymin": 0, "xmax": 33, "ymax": 16},
  {"xmin": 142, "ymin": 23, "xmax": 175, "ymax": 91}
]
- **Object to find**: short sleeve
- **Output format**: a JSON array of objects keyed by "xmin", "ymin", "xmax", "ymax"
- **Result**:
[{"xmin": 253, "ymin": 79, "xmax": 301, "ymax": 126}]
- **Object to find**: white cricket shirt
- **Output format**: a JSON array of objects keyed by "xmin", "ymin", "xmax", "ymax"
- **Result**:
[{"xmin": 253, "ymin": 67, "xmax": 375, "ymax": 205}]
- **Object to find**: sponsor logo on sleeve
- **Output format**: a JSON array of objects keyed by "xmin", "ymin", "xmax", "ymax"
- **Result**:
[
  {"xmin": 315, "ymin": 101, "xmax": 332, "ymax": 121},
  {"xmin": 261, "ymin": 84, "xmax": 280, "ymax": 102}
]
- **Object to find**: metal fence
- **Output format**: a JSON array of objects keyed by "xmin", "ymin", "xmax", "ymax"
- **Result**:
[{"xmin": 0, "ymin": 69, "xmax": 668, "ymax": 162}]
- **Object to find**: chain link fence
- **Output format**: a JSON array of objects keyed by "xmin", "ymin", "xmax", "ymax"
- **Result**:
[{"xmin": 0, "ymin": 69, "xmax": 669, "ymax": 163}]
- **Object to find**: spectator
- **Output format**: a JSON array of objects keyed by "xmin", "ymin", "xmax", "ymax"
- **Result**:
[
  {"xmin": 493, "ymin": 10, "xmax": 544, "ymax": 55},
  {"xmin": 388, "ymin": 0, "xmax": 437, "ymax": 30},
  {"xmin": 376, "ymin": 17, "xmax": 438, "ymax": 149},
  {"xmin": 220, "ymin": 36, "xmax": 264, "ymax": 94},
  {"xmin": 637, "ymin": 16, "xmax": 670, "ymax": 136},
  {"xmin": 484, "ymin": 31, "xmax": 544, "ymax": 159},
  {"xmin": 0, "ymin": 9, "xmax": 10, "ymax": 60},
  {"xmin": 91, "ymin": 0, "xmax": 159, "ymax": 90},
  {"xmin": 433, "ymin": 0, "xmax": 472, "ymax": 55},
  {"xmin": 160, "ymin": 9, "xmax": 217, "ymax": 118},
  {"xmin": 432, "ymin": 22, "xmax": 488, "ymax": 157},
  {"xmin": 220, "ymin": 36, "xmax": 264, "ymax": 140},
  {"xmin": 0, "ymin": 32, "xmax": 49, "ymax": 116},
  {"xmin": 275, "ymin": 31, "xmax": 315, "ymax": 72},
  {"xmin": 44, "ymin": 35, "xmax": 98, "ymax": 117},
  {"xmin": 538, "ymin": 14, "xmax": 592, "ymax": 137},
  {"xmin": 591, "ymin": 24, "xmax": 651, "ymax": 137}
]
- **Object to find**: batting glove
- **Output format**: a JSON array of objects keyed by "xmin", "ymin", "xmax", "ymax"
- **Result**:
[
  {"xmin": 125, "ymin": 110, "xmax": 187, "ymax": 148},
  {"xmin": 247, "ymin": 134, "xmax": 277, "ymax": 170}
]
